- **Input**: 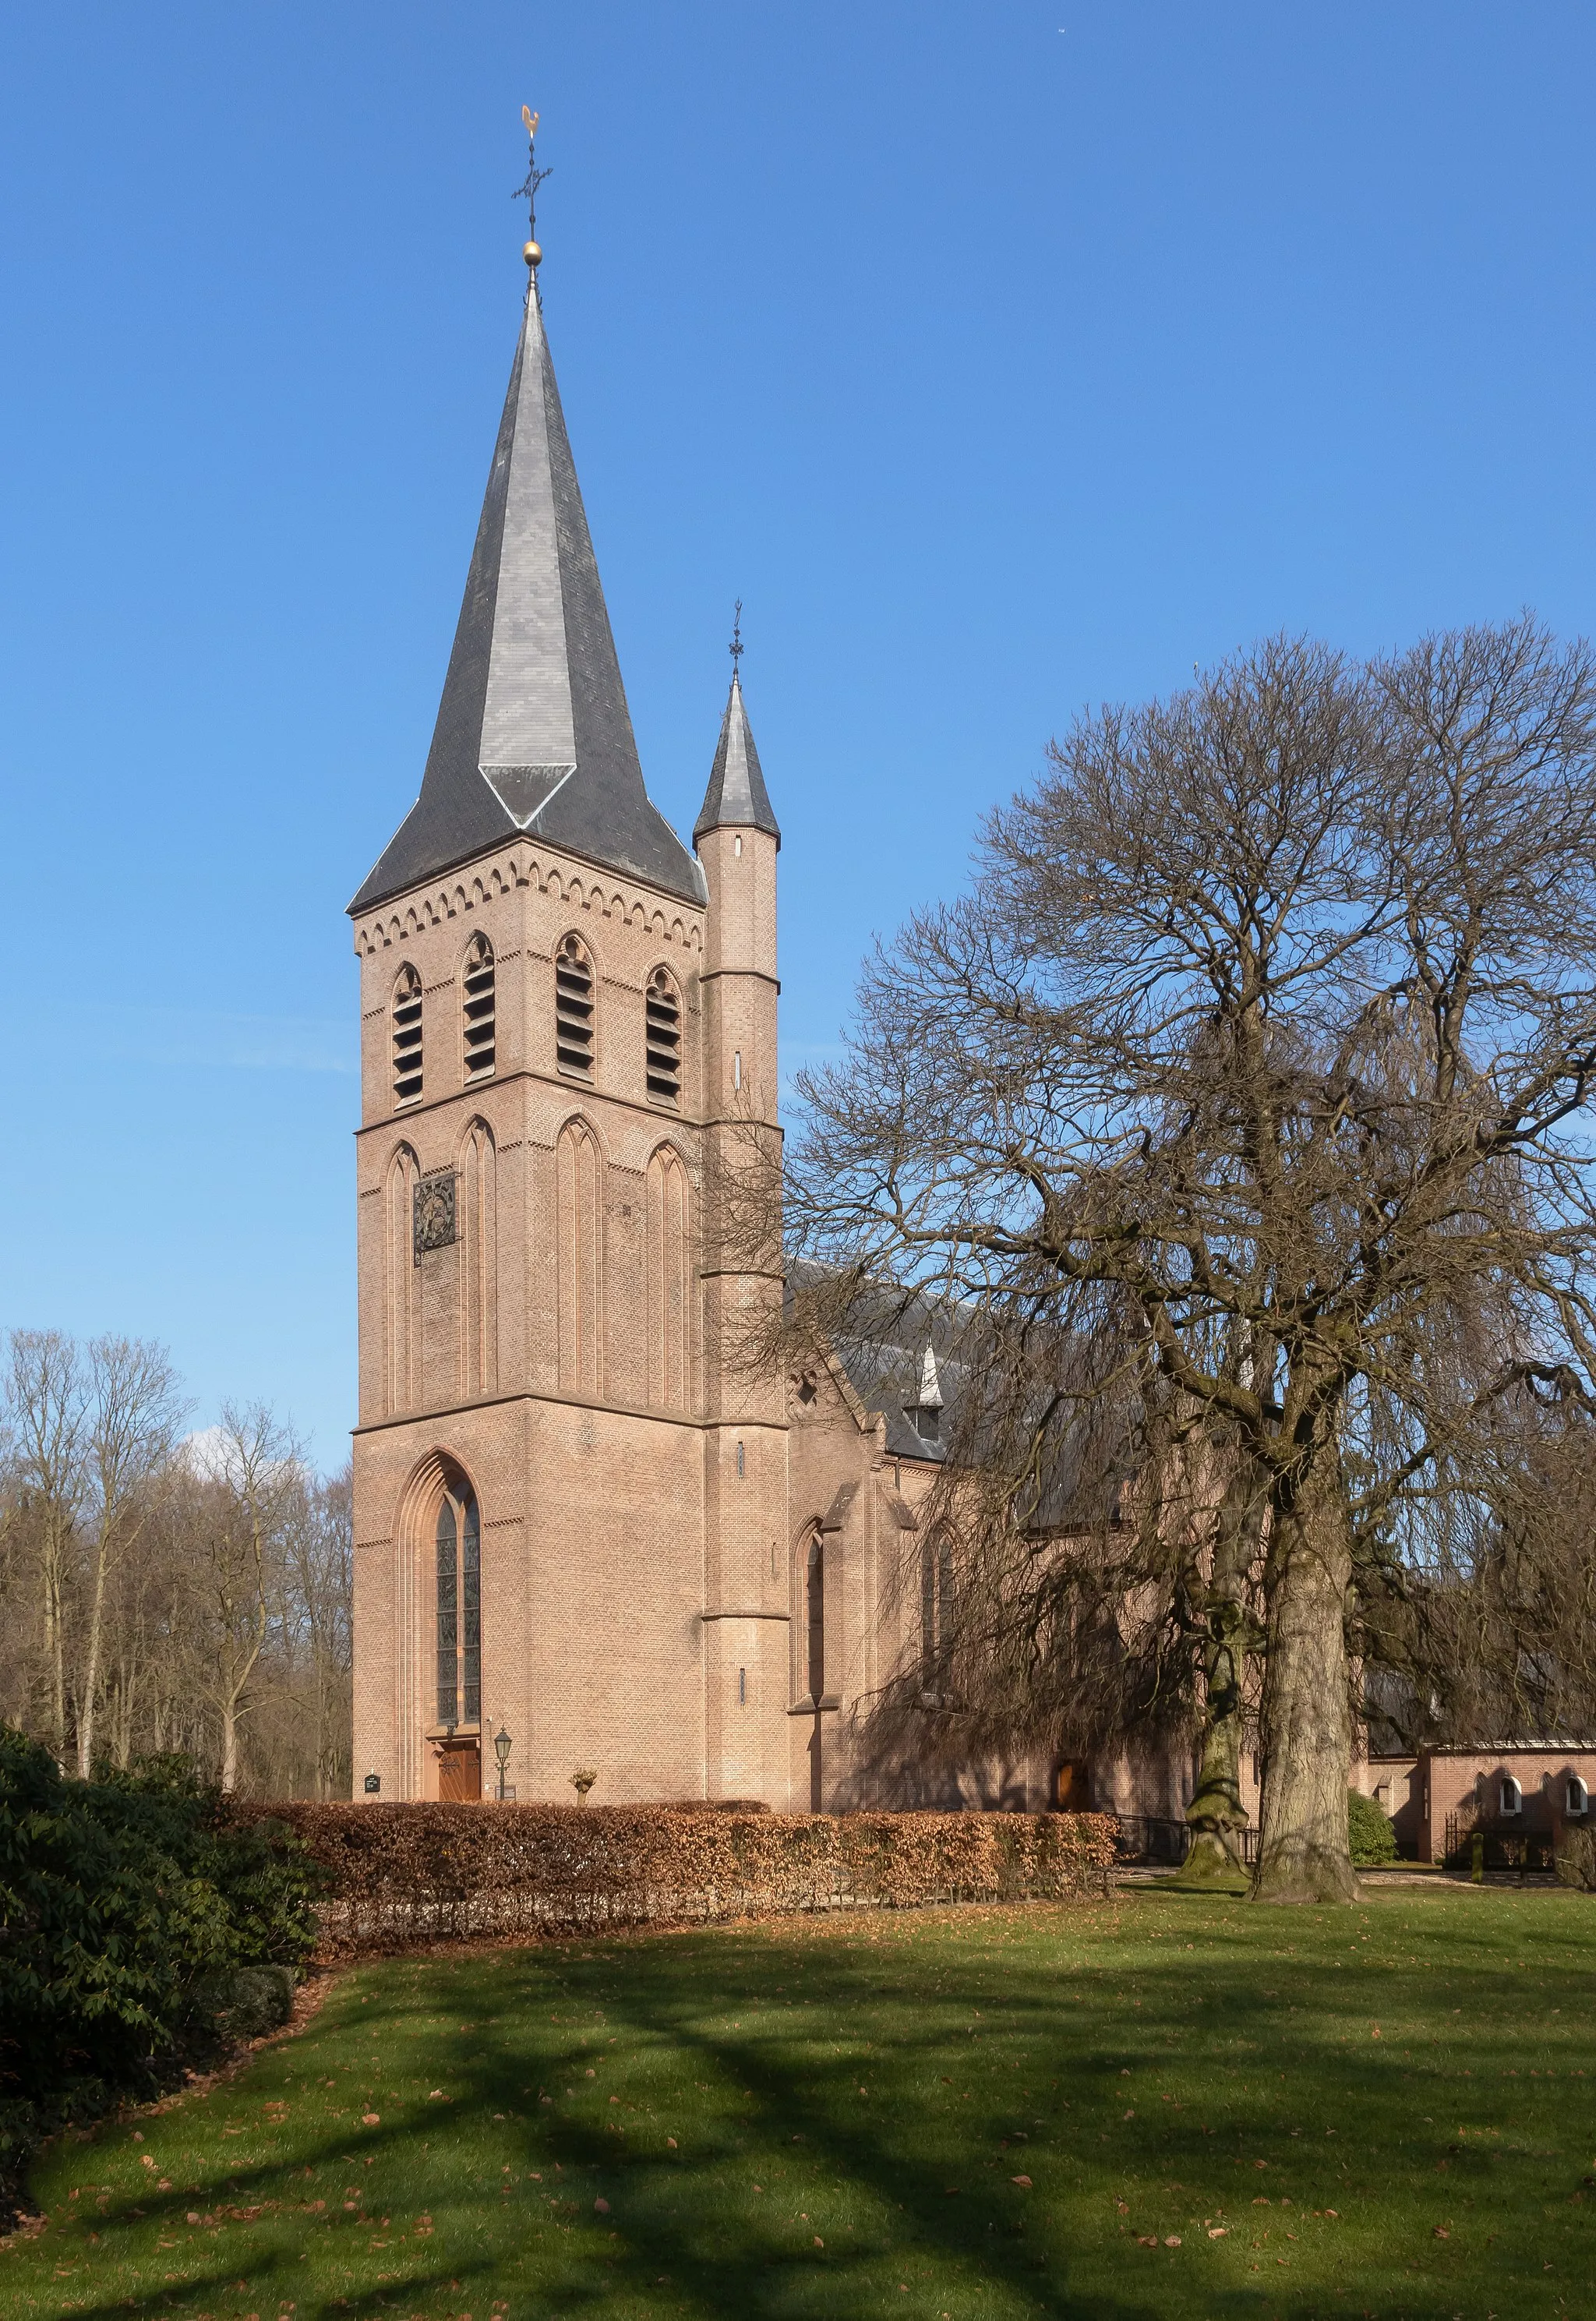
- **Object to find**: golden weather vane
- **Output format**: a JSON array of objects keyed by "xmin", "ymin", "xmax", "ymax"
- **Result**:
[{"xmin": 514, "ymin": 104, "xmax": 552, "ymax": 269}]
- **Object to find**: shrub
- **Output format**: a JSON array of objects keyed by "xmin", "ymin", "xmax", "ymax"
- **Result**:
[
  {"xmin": 230, "ymin": 1800, "xmax": 1119, "ymax": 1959},
  {"xmin": 0, "ymin": 1730, "xmax": 320, "ymax": 2220},
  {"xmin": 1347, "ymin": 1787, "xmax": 1398, "ymax": 1867}
]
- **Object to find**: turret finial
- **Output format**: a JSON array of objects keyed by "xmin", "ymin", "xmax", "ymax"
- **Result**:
[
  {"xmin": 515, "ymin": 104, "xmax": 552, "ymax": 268},
  {"xmin": 729, "ymin": 599, "xmax": 744, "ymax": 673}
]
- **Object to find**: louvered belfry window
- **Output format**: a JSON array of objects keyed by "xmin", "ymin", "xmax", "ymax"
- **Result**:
[
  {"xmin": 435, "ymin": 1481, "xmax": 482, "ymax": 1726},
  {"xmin": 393, "ymin": 965, "xmax": 423, "ymax": 1106},
  {"xmin": 645, "ymin": 967, "xmax": 681, "ymax": 1105},
  {"xmin": 555, "ymin": 935, "xmax": 595, "ymax": 1076},
  {"xmin": 462, "ymin": 934, "xmax": 496, "ymax": 1079}
]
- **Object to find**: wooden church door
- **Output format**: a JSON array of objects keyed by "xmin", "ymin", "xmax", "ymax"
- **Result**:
[{"xmin": 437, "ymin": 1740, "xmax": 481, "ymax": 1801}]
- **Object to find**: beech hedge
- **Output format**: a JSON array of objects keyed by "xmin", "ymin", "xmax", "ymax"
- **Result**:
[{"xmin": 232, "ymin": 1801, "xmax": 1118, "ymax": 1957}]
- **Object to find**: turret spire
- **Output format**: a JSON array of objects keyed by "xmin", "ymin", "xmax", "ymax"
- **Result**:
[{"xmin": 694, "ymin": 620, "xmax": 780, "ymax": 851}]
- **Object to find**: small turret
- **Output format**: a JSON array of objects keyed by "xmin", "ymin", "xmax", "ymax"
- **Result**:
[
  {"xmin": 694, "ymin": 668, "xmax": 780, "ymax": 850},
  {"xmin": 694, "ymin": 624, "xmax": 786, "ymax": 1801}
]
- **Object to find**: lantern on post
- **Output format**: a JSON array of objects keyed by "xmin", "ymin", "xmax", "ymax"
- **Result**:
[{"xmin": 493, "ymin": 1723, "xmax": 513, "ymax": 1802}]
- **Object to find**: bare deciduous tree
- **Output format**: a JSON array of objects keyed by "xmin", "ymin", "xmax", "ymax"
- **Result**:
[
  {"xmin": 73, "ymin": 1337, "xmax": 185, "ymax": 1776},
  {"xmin": 185, "ymin": 1404, "xmax": 305, "ymax": 1793},
  {"xmin": 2, "ymin": 1338, "xmax": 350, "ymax": 1796},
  {"xmin": 5, "ymin": 1330, "xmax": 87, "ymax": 1756},
  {"xmin": 787, "ymin": 621, "xmax": 1596, "ymax": 1902}
]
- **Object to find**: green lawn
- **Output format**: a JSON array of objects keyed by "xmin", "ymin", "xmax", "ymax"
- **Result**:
[{"xmin": 3, "ymin": 1885, "xmax": 1594, "ymax": 2321}]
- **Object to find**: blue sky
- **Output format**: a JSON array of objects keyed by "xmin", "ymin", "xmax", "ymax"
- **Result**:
[{"xmin": 2, "ymin": 3, "xmax": 1594, "ymax": 1467}]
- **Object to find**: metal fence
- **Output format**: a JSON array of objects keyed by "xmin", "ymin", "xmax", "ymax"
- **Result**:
[
  {"xmin": 1113, "ymin": 1814, "xmax": 1258, "ymax": 1868},
  {"xmin": 1442, "ymin": 1815, "xmax": 1559, "ymax": 1874}
]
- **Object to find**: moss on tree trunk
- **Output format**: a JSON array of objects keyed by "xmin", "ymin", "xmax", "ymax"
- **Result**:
[
  {"xmin": 1252, "ymin": 1463, "xmax": 1358, "ymax": 1904},
  {"xmin": 1173, "ymin": 1462, "xmax": 1261, "ymax": 1889}
]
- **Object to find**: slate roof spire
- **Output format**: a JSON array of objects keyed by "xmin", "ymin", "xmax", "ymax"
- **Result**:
[
  {"xmin": 694, "ymin": 655, "xmax": 781, "ymax": 850},
  {"xmin": 350, "ymin": 260, "xmax": 705, "ymax": 915}
]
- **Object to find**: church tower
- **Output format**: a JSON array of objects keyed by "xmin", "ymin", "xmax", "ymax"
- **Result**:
[{"xmin": 347, "ymin": 213, "xmax": 789, "ymax": 1807}]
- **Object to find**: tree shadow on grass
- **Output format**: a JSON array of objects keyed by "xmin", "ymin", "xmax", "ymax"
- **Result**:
[{"xmin": 14, "ymin": 1892, "xmax": 1594, "ymax": 2320}]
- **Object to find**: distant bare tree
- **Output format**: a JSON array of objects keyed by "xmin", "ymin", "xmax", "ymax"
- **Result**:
[
  {"xmin": 787, "ymin": 621, "xmax": 1596, "ymax": 1902},
  {"xmin": 185, "ymin": 1404, "xmax": 305, "ymax": 1792},
  {"xmin": 72, "ymin": 1337, "xmax": 185, "ymax": 1776},
  {"xmin": 4, "ymin": 1330, "xmax": 87, "ymax": 1755},
  {"xmin": 268, "ymin": 1466, "xmax": 353, "ymax": 1799},
  {"xmin": 2, "ymin": 1333, "xmax": 351, "ymax": 1793}
]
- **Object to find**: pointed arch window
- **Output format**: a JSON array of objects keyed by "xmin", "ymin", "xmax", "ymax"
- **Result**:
[
  {"xmin": 807, "ymin": 1533, "xmax": 825, "ymax": 1702},
  {"xmin": 435, "ymin": 1478, "xmax": 481, "ymax": 1727},
  {"xmin": 645, "ymin": 967, "xmax": 682, "ymax": 1106},
  {"xmin": 921, "ymin": 1531, "xmax": 955, "ymax": 1676},
  {"xmin": 393, "ymin": 965, "xmax": 423, "ymax": 1106},
  {"xmin": 462, "ymin": 934, "xmax": 496, "ymax": 1080},
  {"xmin": 555, "ymin": 935, "xmax": 595, "ymax": 1078}
]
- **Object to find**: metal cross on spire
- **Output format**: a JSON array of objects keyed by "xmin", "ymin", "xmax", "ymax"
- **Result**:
[
  {"xmin": 514, "ymin": 104, "xmax": 553, "ymax": 263},
  {"xmin": 729, "ymin": 599, "xmax": 744, "ymax": 673}
]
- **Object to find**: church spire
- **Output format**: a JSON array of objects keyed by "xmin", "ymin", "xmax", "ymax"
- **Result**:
[
  {"xmin": 350, "ymin": 129, "xmax": 704, "ymax": 916},
  {"xmin": 694, "ymin": 616, "xmax": 780, "ymax": 850}
]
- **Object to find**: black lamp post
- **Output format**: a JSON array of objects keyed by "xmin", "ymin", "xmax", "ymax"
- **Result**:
[{"xmin": 493, "ymin": 1722, "xmax": 513, "ymax": 1801}]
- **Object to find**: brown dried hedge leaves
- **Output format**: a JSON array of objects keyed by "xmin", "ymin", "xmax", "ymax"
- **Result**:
[{"xmin": 231, "ymin": 1802, "xmax": 1117, "ymax": 1957}]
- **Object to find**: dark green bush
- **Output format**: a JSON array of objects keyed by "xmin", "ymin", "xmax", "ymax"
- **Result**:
[
  {"xmin": 1347, "ymin": 1786, "xmax": 1399, "ymax": 1867},
  {"xmin": 0, "ymin": 1729, "xmax": 320, "ymax": 2219}
]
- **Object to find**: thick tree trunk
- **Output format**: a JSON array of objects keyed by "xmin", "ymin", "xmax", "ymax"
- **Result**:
[
  {"xmin": 1178, "ymin": 1602, "xmax": 1251, "ymax": 1885},
  {"xmin": 1173, "ymin": 1448, "xmax": 1266, "ymax": 1886},
  {"xmin": 1252, "ymin": 1458, "xmax": 1358, "ymax": 1904}
]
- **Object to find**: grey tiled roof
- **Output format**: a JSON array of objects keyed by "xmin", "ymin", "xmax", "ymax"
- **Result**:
[
  {"xmin": 694, "ymin": 671, "xmax": 780, "ymax": 848},
  {"xmin": 350, "ymin": 280, "xmax": 705, "ymax": 917},
  {"xmin": 793, "ymin": 1267, "xmax": 1136, "ymax": 1522}
]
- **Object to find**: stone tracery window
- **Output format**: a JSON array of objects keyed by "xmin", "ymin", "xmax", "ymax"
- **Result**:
[{"xmin": 435, "ymin": 1477, "xmax": 481, "ymax": 1727}]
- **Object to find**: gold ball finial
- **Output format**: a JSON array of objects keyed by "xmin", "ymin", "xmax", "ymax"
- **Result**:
[{"xmin": 523, "ymin": 238, "xmax": 542, "ymax": 268}]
